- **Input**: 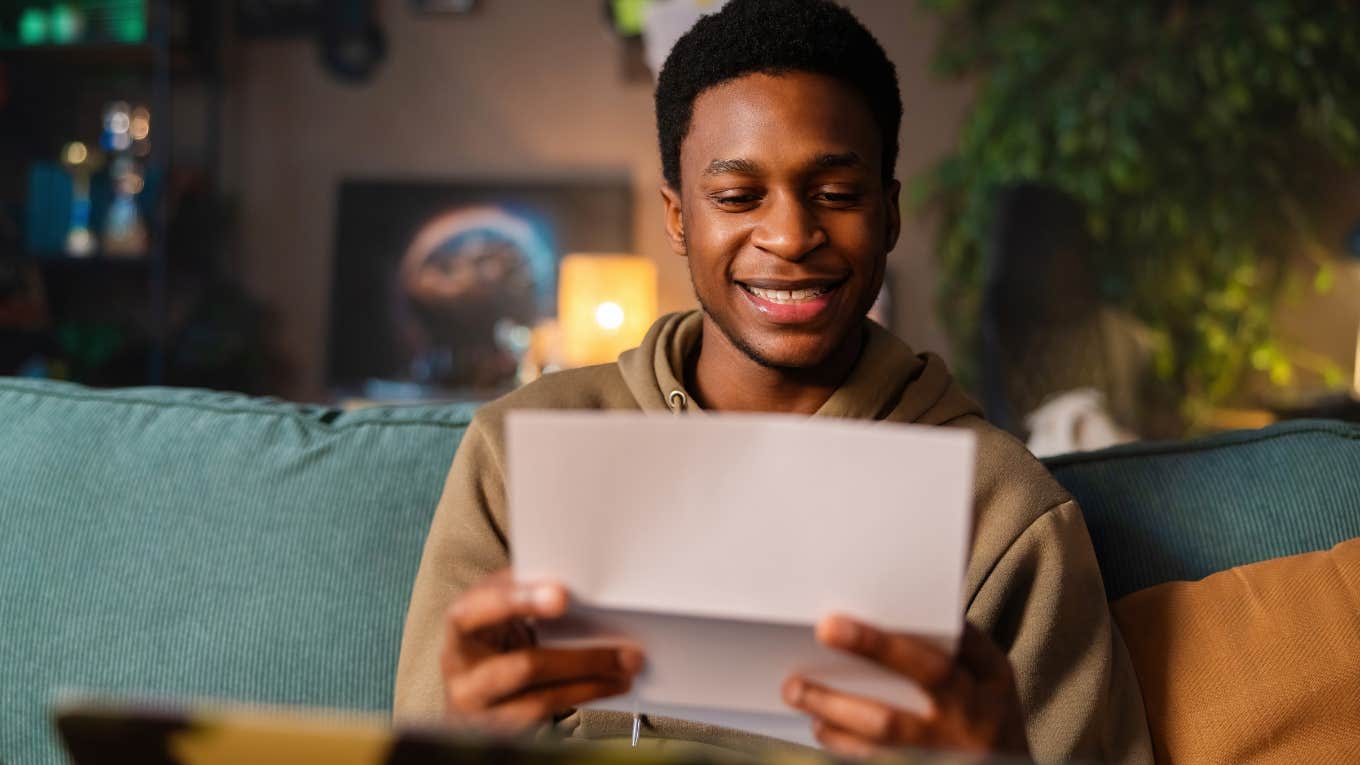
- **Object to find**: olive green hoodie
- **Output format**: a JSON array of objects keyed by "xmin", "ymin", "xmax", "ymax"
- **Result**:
[{"xmin": 394, "ymin": 311, "xmax": 1152, "ymax": 764}]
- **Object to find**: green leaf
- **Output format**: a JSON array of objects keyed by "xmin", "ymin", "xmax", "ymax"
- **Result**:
[
  {"xmin": 1314, "ymin": 263, "xmax": 1336, "ymax": 294},
  {"xmin": 1269, "ymin": 359, "xmax": 1295, "ymax": 387},
  {"xmin": 1251, "ymin": 345, "xmax": 1274, "ymax": 371},
  {"xmin": 1322, "ymin": 363, "xmax": 1345, "ymax": 390}
]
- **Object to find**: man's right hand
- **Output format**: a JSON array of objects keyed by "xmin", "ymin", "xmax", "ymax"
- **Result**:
[{"xmin": 440, "ymin": 570, "xmax": 644, "ymax": 734}]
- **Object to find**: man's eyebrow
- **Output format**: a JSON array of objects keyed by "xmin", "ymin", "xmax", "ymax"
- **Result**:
[
  {"xmin": 702, "ymin": 158, "xmax": 761, "ymax": 176},
  {"xmin": 701, "ymin": 153, "xmax": 866, "ymax": 177},
  {"xmin": 813, "ymin": 152, "xmax": 865, "ymax": 170}
]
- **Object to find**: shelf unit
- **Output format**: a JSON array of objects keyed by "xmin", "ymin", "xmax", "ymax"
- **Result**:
[{"xmin": 0, "ymin": 0, "xmax": 224, "ymax": 386}]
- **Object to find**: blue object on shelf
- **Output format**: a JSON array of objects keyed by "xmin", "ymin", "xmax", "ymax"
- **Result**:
[
  {"xmin": 23, "ymin": 162, "xmax": 163, "ymax": 257},
  {"xmin": 25, "ymin": 163, "xmax": 73, "ymax": 256},
  {"xmin": 1346, "ymin": 220, "xmax": 1360, "ymax": 261}
]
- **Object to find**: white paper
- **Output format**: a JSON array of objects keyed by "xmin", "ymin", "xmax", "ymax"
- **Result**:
[{"xmin": 506, "ymin": 412, "xmax": 976, "ymax": 745}]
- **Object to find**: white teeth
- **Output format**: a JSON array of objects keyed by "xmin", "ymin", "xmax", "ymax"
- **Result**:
[{"xmin": 747, "ymin": 285, "xmax": 830, "ymax": 303}]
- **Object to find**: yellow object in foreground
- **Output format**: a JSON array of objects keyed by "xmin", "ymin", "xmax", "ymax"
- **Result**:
[
  {"xmin": 559, "ymin": 254, "xmax": 658, "ymax": 367},
  {"xmin": 55, "ymin": 696, "xmax": 977, "ymax": 764}
]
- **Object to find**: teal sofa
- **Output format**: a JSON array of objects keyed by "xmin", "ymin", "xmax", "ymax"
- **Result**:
[{"xmin": 2, "ymin": 377, "xmax": 1358, "ymax": 764}]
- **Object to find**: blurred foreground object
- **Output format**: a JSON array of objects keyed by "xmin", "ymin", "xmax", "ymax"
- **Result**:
[
  {"xmin": 921, "ymin": 1, "xmax": 1360, "ymax": 433},
  {"xmin": 558, "ymin": 253, "xmax": 657, "ymax": 367}
]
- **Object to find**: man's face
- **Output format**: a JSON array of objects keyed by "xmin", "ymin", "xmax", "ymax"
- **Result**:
[{"xmin": 662, "ymin": 71, "xmax": 900, "ymax": 369}]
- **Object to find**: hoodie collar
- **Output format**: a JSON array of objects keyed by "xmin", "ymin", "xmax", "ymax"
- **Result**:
[{"xmin": 616, "ymin": 311, "xmax": 981, "ymax": 424}]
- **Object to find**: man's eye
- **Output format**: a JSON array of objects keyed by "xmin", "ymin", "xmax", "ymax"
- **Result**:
[
  {"xmin": 714, "ymin": 194, "xmax": 759, "ymax": 207},
  {"xmin": 816, "ymin": 192, "xmax": 862, "ymax": 206}
]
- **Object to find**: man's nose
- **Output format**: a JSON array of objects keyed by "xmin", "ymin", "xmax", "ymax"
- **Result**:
[{"xmin": 750, "ymin": 192, "xmax": 827, "ymax": 261}]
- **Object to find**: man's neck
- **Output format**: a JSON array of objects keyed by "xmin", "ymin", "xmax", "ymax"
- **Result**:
[{"xmin": 687, "ymin": 314, "xmax": 864, "ymax": 415}]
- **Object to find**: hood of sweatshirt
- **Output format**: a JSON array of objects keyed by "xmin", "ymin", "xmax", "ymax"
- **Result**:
[{"xmin": 616, "ymin": 311, "xmax": 981, "ymax": 425}]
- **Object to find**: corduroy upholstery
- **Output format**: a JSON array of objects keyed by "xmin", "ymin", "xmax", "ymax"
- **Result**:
[
  {"xmin": 3, "ymin": 377, "xmax": 1357, "ymax": 763},
  {"xmin": 1043, "ymin": 419, "xmax": 1360, "ymax": 600},
  {"xmin": 0, "ymin": 378, "xmax": 475, "ymax": 764}
]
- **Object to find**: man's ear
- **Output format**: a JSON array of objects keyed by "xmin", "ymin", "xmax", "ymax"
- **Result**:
[
  {"xmin": 885, "ymin": 179, "xmax": 902, "ymax": 252},
  {"xmin": 660, "ymin": 184, "xmax": 687, "ymax": 257}
]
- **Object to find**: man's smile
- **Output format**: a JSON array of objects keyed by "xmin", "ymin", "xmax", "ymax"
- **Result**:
[{"xmin": 735, "ymin": 277, "xmax": 847, "ymax": 324}]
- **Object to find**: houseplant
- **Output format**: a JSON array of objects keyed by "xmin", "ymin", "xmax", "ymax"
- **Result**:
[{"xmin": 918, "ymin": 0, "xmax": 1360, "ymax": 429}]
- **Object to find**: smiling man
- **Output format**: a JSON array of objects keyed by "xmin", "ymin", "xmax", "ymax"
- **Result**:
[{"xmin": 394, "ymin": 1, "xmax": 1152, "ymax": 762}]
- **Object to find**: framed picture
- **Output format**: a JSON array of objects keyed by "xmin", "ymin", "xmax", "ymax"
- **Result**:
[{"xmin": 327, "ymin": 178, "xmax": 633, "ymax": 396}]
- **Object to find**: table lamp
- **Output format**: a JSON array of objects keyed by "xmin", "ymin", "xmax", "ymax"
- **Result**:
[{"xmin": 558, "ymin": 254, "xmax": 658, "ymax": 367}]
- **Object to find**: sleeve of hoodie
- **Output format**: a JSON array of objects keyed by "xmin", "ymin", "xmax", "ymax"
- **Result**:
[
  {"xmin": 393, "ymin": 413, "xmax": 511, "ymax": 723},
  {"xmin": 959, "ymin": 418, "xmax": 1152, "ymax": 765}
]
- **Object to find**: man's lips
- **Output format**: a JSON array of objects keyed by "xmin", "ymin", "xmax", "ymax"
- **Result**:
[{"xmin": 735, "ymin": 278, "xmax": 845, "ymax": 323}]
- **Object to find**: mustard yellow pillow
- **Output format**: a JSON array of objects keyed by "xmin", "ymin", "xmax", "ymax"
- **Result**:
[{"xmin": 1112, "ymin": 537, "xmax": 1360, "ymax": 764}]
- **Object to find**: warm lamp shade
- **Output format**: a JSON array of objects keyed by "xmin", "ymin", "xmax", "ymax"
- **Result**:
[{"xmin": 558, "ymin": 254, "xmax": 658, "ymax": 367}]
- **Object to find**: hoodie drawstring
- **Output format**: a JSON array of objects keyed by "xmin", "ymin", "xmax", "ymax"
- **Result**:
[{"xmin": 667, "ymin": 389, "xmax": 688, "ymax": 414}]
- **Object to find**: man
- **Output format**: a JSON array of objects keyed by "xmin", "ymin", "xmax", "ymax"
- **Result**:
[{"xmin": 395, "ymin": 1, "xmax": 1151, "ymax": 762}]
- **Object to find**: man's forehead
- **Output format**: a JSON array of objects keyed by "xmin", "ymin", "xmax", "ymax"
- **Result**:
[{"xmin": 681, "ymin": 72, "xmax": 882, "ymax": 174}]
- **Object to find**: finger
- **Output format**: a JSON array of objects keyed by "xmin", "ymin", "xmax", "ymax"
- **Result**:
[
  {"xmin": 441, "ymin": 589, "xmax": 534, "ymax": 679},
  {"xmin": 816, "ymin": 614, "xmax": 953, "ymax": 690},
  {"xmin": 783, "ymin": 676, "xmax": 927, "ymax": 744},
  {"xmin": 448, "ymin": 646, "xmax": 644, "ymax": 711},
  {"xmin": 447, "ymin": 579, "xmax": 569, "ymax": 636},
  {"xmin": 484, "ymin": 677, "xmax": 634, "ymax": 730},
  {"xmin": 811, "ymin": 719, "xmax": 880, "ymax": 760}
]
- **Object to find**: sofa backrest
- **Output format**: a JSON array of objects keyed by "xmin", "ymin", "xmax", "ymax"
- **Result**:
[
  {"xmin": 0, "ymin": 379, "xmax": 475, "ymax": 764},
  {"xmin": 7, "ymin": 375, "xmax": 1357, "ymax": 763},
  {"xmin": 1044, "ymin": 419, "xmax": 1360, "ymax": 600}
]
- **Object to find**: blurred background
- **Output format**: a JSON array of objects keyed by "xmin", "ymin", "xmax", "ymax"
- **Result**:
[{"xmin": 1, "ymin": 0, "xmax": 1357, "ymax": 446}]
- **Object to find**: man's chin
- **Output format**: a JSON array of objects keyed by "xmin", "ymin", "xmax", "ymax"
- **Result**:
[
  {"xmin": 732, "ymin": 332, "xmax": 843, "ymax": 371},
  {"xmin": 698, "ymin": 297, "xmax": 857, "ymax": 371}
]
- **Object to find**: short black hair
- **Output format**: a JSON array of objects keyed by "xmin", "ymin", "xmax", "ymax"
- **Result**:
[{"xmin": 654, "ymin": 0, "xmax": 901, "ymax": 191}]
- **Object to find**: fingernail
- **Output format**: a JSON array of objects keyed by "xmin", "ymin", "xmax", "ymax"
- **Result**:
[
  {"xmin": 618, "ymin": 647, "xmax": 645, "ymax": 674},
  {"xmin": 821, "ymin": 615, "xmax": 860, "ymax": 647},
  {"xmin": 531, "ymin": 584, "xmax": 560, "ymax": 609},
  {"xmin": 782, "ymin": 676, "xmax": 805, "ymax": 705},
  {"xmin": 512, "ymin": 583, "xmax": 561, "ymax": 611}
]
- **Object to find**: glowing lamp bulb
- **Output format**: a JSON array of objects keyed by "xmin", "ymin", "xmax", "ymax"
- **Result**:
[
  {"xmin": 595, "ymin": 301, "xmax": 625, "ymax": 331},
  {"xmin": 558, "ymin": 253, "xmax": 657, "ymax": 367}
]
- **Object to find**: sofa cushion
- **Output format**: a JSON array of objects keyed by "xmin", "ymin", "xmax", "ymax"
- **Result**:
[
  {"xmin": 1044, "ymin": 419, "xmax": 1360, "ymax": 600},
  {"xmin": 0, "ymin": 378, "xmax": 474, "ymax": 764},
  {"xmin": 1112, "ymin": 537, "xmax": 1360, "ymax": 764}
]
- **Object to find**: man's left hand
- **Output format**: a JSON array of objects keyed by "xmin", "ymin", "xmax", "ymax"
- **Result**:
[{"xmin": 783, "ymin": 616, "xmax": 1030, "ymax": 759}]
